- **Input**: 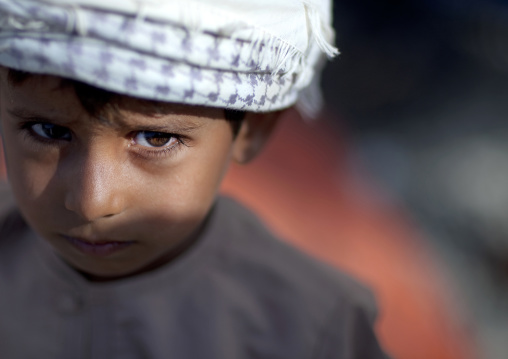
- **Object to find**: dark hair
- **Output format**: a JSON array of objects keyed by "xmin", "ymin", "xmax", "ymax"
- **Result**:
[{"xmin": 7, "ymin": 69, "xmax": 245, "ymax": 136}]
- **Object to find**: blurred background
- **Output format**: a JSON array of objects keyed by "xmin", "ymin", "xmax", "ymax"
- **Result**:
[
  {"xmin": 324, "ymin": 1, "xmax": 508, "ymax": 358},
  {"xmin": 225, "ymin": 1, "xmax": 508, "ymax": 358},
  {"xmin": 2, "ymin": 1, "xmax": 507, "ymax": 358}
]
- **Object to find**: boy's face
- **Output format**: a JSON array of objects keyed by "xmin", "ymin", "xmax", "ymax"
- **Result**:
[{"xmin": 0, "ymin": 71, "xmax": 244, "ymax": 280}]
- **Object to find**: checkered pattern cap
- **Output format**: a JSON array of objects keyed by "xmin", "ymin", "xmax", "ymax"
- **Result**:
[{"xmin": 0, "ymin": 0, "xmax": 337, "ymax": 117}]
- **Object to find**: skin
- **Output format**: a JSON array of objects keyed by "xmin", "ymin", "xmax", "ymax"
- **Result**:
[{"xmin": 0, "ymin": 69, "xmax": 280, "ymax": 281}]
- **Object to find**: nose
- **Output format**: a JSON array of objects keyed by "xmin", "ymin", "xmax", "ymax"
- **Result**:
[{"xmin": 64, "ymin": 146, "xmax": 127, "ymax": 221}]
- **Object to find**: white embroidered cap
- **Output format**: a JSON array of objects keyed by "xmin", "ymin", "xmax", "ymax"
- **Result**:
[{"xmin": 0, "ymin": 0, "xmax": 337, "ymax": 116}]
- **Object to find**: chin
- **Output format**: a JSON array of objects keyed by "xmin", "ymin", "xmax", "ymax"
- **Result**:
[{"xmin": 61, "ymin": 253, "xmax": 148, "ymax": 282}]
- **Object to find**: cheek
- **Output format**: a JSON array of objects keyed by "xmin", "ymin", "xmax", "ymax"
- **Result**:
[
  {"xmin": 3, "ymin": 141, "xmax": 58, "ymax": 202},
  {"xmin": 7, "ymin": 166, "xmax": 58, "ymax": 236},
  {"xmin": 139, "ymin": 133, "xmax": 234, "ymax": 227},
  {"xmin": 2, "ymin": 118, "xmax": 57, "ymax": 182},
  {"xmin": 177, "ymin": 131, "xmax": 234, "ymax": 202},
  {"xmin": 1, "ymin": 132, "xmax": 60, "ymax": 231}
]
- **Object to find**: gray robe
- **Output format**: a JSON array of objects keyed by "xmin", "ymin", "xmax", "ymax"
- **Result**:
[{"xmin": 0, "ymin": 183, "xmax": 388, "ymax": 359}]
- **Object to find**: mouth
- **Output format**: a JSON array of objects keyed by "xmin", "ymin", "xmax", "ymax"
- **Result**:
[{"xmin": 62, "ymin": 235, "xmax": 136, "ymax": 257}]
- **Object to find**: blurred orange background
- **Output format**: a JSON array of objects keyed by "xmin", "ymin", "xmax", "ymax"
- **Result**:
[{"xmin": 221, "ymin": 109, "xmax": 476, "ymax": 359}]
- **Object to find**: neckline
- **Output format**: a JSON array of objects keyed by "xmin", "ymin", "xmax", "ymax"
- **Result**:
[{"xmin": 33, "ymin": 197, "xmax": 230, "ymax": 297}]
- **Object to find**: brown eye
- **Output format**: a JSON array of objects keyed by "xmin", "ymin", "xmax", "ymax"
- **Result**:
[{"xmin": 134, "ymin": 131, "xmax": 177, "ymax": 148}]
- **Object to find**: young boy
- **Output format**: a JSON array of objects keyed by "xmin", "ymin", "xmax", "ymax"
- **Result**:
[{"xmin": 0, "ymin": 0, "xmax": 388, "ymax": 358}]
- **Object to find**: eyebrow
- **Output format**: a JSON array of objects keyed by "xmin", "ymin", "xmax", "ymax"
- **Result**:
[
  {"xmin": 6, "ymin": 106, "xmax": 206, "ymax": 133},
  {"xmin": 6, "ymin": 107, "xmax": 79, "ymax": 127},
  {"xmin": 127, "ymin": 121, "xmax": 204, "ymax": 133},
  {"xmin": 7, "ymin": 107, "xmax": 57, "ymax": 120},
  {"xmin": 110, "ymin": 109, "xmax": 207, "ymax": 132}
]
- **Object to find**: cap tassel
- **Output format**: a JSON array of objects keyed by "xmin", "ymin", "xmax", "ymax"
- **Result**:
[{"xmin": 303, "ymin": 1, "xmax": 339, "ymax": 58}]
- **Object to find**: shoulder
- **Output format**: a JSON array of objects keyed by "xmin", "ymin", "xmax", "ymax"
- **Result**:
[
  {"xmin": 207, "ymin": 196, "xmax": 387, "ymax": 358},
  {"xmin": 214, "ymin": 196, "xmax": 376, "ymax": 307}
]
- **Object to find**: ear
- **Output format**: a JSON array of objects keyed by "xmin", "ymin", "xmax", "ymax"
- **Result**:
[{"xmin": 231, "ymin": 109, "xmax": 285, "ymax": 164}]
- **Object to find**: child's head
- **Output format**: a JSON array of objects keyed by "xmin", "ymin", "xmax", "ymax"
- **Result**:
[
  {"xmin": 0, "ymin": 0, "xmax": 336, "ymax": 280},
  {"xmin": 0, "ymin": 67, "xmax": 280, "ymax": 280}
]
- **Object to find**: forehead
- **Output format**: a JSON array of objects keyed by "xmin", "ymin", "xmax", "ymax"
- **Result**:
[{"xmin": 0, "ymin": 69, "xmax": 224, "ymax": 126}]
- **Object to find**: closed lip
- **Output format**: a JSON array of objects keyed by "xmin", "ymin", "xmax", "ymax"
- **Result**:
[{"xmin": 62, "ymin": 235, "xmax": 136, "ymax": 257}]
